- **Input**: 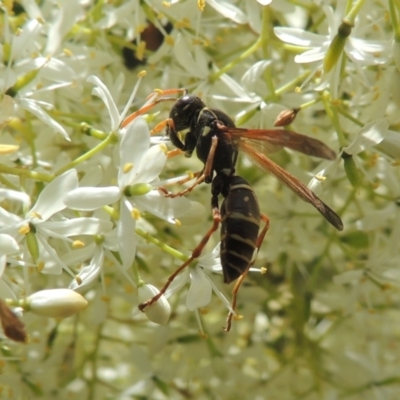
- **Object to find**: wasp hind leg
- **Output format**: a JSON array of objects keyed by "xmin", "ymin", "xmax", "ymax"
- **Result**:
[{"xmin": 224, "ymin": 213, "xmax": 270, "ymax": 333}]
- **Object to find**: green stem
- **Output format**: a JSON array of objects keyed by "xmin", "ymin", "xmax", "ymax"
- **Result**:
[
  {"xmin": 209, "ymin": 39, "xmax": 262, "ymax": 83},
  {"xmin": 344, "ymin": 0, "xmax": 366, "ymax": 24},
  {"xmin": 0, "ymin": 164, "xmax": 53, "ymax": 182},
  {"xmin": 55, "ymin": 132, "xmax": 118, "ymax": 176},
  {"xmin": 321, "ymin": 91, "xmax": 346, "ymax": 147},
  {"xmin": 135, "ymin": 227, "xmax": 187, "ymax": 263},
  {"xmin": 389, "ymin": 0, "xmax": 400, "ymax": 41}
]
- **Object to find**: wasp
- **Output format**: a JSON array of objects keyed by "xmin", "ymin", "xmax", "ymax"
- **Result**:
[
  {"xmin": 123, "ymin": 89, "xmax": 343, "ymax": 331},
  {"xmin": 123, "ymin": 89, "xmax": 343, "ymax": 230}
]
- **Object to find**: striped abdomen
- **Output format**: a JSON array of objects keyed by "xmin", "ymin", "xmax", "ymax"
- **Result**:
[{"xmin": 220, "ymin": 176, "xmax": 260, "ymax": 284}]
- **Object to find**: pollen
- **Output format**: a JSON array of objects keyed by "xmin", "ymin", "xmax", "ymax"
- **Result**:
[
  {"xmin": 63, "ymin": 48, "xmax": 73, "ymax": 57},
  {"xmin": 75, "ymin": 275, "xmax": 83, "ymax": 285},
  {"xmin": 159, "ymin": 143, "xmax": 168, "ymax": 154},
  {"xmin": 124, "ymin": 284, "xmax": 134, "ymax": 294},
  {"xmin": 162, "ymin": 1, "xmax": 171, "ymax": 7},
  {"xmin": 72, "ymin": 240, "xmax": 85, "ymax": 249},
  {"xmin": 136, "ymin": 41, "xmax": 146, "ymax": 61},
  {"xmin": 174, "ymin": 219, "xmax": 181, "ymax": 227},
  {"xmin": 136, "ymin": 24, "xmax": 147, "ymax": 34},
  {"xmin": 30, "ymin": 212, "xmax": 42, "ymax": 219},
  {"xmin": 233, "ymin": 314, "xmax": 243, "ymax": 321},
  {"xmin": 18, "ymin": 224, "xmax": 30, "ymax": 235},
  {"xmin": 0, "ymin": 144, "xmax": 19, "ymax": 154},
  {"xmin": 199, "ymin": 332, "xmax": 208, "ymax": 339},
  {"xmin": 101, "ymin": 295, "xmax": 111, "ymax": 302},
  {"xmin": 123, "ymin": 162, "xmax": 134, "ymax": 173},
  {"xmin": 131, "ymin": 208, "xmax": 141, "ymax": 220},
  {"xmin": 37, "ymin": 261, "xmax": 45, "ymax": 272},
  {"xmin": 165, "ymin": 35, "xmax": 175, "ymax": 46},
  {"xmin": 137, "ymin": 70, "xmax": 147, "ymax": 78},
  {"xmin": 198, "ymin": 0, "xmax": 205, "ymax": 11},
  {"xmin": 315, "ymin": 174, "xmax": 327, "ymax": 182},
  {"xmin": 260, "ymin": 267, "xmax": 267, "ymax": 275},
  {"xmin": 199, "ymin": 308, "xmax": 209, "ymax": 315}
]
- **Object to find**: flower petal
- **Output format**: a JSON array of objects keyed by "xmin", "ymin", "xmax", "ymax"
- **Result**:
[
  {"xmin": 40, "ymin": 218, "xmax": 113, "ymax": 237},
  {"xmin": 134, "ymin": 191, "xmax": 191, "ymax": 222},
  {"xmin": 70, "ymin": 246, "xmax": 104, "ymax": 290},
  {"xmin": 118, "ymin": 117, "xmax": 150, "ymax": 188},
  {"xmin": 87, "ymin": 75, "xmax": 120, "ymax": 131},
  {"xmin": 0, "ymin": 234, "xmax": 20, "ymax": 255},
  {"xmin": 64, "ymin": 186, "xmax": 121, "ymax": 210},
  {"xmin": 186, "ymin": 267, "xmax": 212, "ymax": 311},
  {"xmin": 118, "ymin": 199, "xmax": 137, "ymax": 269},
  {"xmin": 30, "ymin": 169, "xmax": 78, "ymax": 221}
]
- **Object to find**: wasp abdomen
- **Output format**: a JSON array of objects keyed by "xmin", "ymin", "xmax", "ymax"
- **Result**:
[{"xmin": 220, "ymin": 177, "xmax": 260, "ymax": 284}]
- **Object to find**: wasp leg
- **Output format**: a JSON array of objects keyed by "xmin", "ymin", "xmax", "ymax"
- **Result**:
[
  {"xmin": 161, "ymin": 136, "xmax": 219, "ymax": 198},
  {"xmin": 138, "ymin": 203, "xmax": 221, "ymax": 313},
  {"xmin": 224, "ymin": 213, "xmax": 270, "ymax": 332}
]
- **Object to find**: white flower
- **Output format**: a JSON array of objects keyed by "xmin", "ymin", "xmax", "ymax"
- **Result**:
[
  {"xmin": 64, "ymin": 77, "xmax": 190, "ymax": 270},
  {"xmin": 309, "ymin": 119, "xmax": 389, "ymax": 194},
  {"xmin": 0, "ymin": 170, "xmax": 112, "ymax": 274},
  {"xmin": 2, "ymin": 18, "xmax": 75, "ymax": 140},
  {"xmin": 274, "ymin": 6, "xmax": 388, "ymax": 67}
]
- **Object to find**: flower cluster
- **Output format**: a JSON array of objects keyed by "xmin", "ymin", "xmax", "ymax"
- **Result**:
[{"xmin": 0, "ymin": 0, "xmax": 399, "ymax": 399}]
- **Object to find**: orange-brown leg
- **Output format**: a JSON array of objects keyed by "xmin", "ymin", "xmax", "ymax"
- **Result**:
[
  {"xmin": 121, "ymin": 88, "xmax": 187, "ymax": 128},
  {"xmin": 224, "ymin": 213, "xmax": 270, "ymax": 332},
  {"xmin": 138, "ymin": 206, "xmax": 221, "ymax": 312}
]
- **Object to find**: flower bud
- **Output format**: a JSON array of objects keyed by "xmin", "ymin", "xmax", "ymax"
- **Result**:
[
  {"xmin": 342, "ymin": 152, "xmax": 362, "ymax": 189},
  {"xmin": 23, "ymin": 289, "xmax": 88, "ymax": 318},
  {"xmin": 274, "ymin": 108, "xmax": 299, "ymax": 127},
  {"xmin": 138, "ymin": 284, "xmax": 171, "ymax": 325},
  {"xmin": 323, "ymin": 21, "xmax": 352, "ymax": 73},
  {"xmin": 0, "ymin": 300, "xmax": 27, "ymax": 343}
]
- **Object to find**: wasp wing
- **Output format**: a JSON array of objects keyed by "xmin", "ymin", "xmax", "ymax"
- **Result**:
[
  {"xmin": 239, "ymin": 141, "xmax": 343, "ymax": 231},
  {"xmin": 218, "ymin": 125, "xmax": 336, "ymax": 160}
]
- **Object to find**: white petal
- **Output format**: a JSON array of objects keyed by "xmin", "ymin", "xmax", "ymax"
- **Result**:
[
  {"xmin": 118, "ymin": 199, "xmax": 137, "ymax": 269},
  {"xmin": 61, "ymin": 242, "xmax": 96, "ymax": 265},
  {"xmin": 134, "ymin": 192, "xmax": 191, "ymax": 222},
  {"xmin": 70, "ymin": 246, "xmax": 104, "ymax": 290},
  {"xmin": 344, "ymin": 119, "xmax": 389, "ymax": 155},
  {"xmin": 118, "ymin": 117, "xmax": 150, "ymax": 188},
  {"xmin": 186, "ymin": 267, "xmax": 212, "ymax": 311},
  {"xmin": 207, "ymin": 0, "xmax": 248, "ymax": 24},
  {"xmin": 19, "ymin": 98, "xmax": 70, "ymax": 141},
  {"xmin": 0, "ymin": 95, "xmax": 15, "ymax": 126},
  {"xmin": 0, "ymin": 234, "xmax": 20, "ymax": 255},
  {"xmin": 30, "ymin": 169, "xmax": 78, "ymax": 221},
  {"xmin": 135, "ymin": 145, "xmax": 167, "ymax": 184},
  {"xmin": 174, "ymin": 34, "xmax": 207, "ymax": 79},
  {"xmin": 274, "ymin": 27, "xmax": 327, "ymax": 47},
  {"xmin": 64, "ymin": 186, "xmax": 121, "ymax": 210},
  {"xmin": 295, "ymin": 47, "xmax": 327, "ymax": 63},
  {"xmin": 0, "ymin": 188, "xmax": 31, "ymax": 207},
  {"xmin": 40, "ymin": 218, "xmax": 113, "ymax": 237},
  {"xmin": 87, "ymin": 75, "xmax": 120, "ymax": 131},
  {"xmin": 241, "ymin": 60, "xmax": 272, "ymax": 92}
]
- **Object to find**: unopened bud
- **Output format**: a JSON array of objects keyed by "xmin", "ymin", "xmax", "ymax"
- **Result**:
[
  {"xmin": 342, "ymin": 152, "xmax": 362, "ymax": 188},
  {"xmin": 0, "ymin": 300, "xmax": 27, "ymax": 343},
  {"xmin": 274, "ymin": 108, "xmax": 299, "ymax": 127},
  {"xmin": 22, "ymin": 289, "xmax": 88, "ymax": 318},
  {"xmin": 323, "ymin": 21, "xmax": 352, "ymax": 73},
  {"xmin": 138, "ymin": 284, "xmax": 171, "ymax": 325}
]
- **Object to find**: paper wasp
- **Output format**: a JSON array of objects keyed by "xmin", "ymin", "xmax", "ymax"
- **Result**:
[{"xmin": 123, "ymin": 89, "xmax": 343, "ymax": 331}]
